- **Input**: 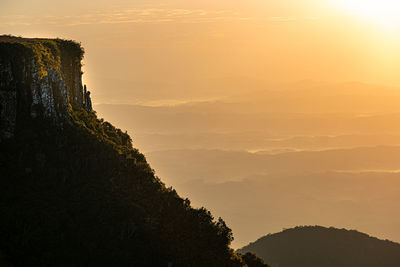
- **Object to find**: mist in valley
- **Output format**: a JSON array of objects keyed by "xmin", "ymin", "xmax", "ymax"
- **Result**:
[{"xmin": 96, "ymin": 81, "xmax": 400, "ymax": 248}]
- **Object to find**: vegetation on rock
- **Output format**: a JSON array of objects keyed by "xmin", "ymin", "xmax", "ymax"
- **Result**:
[
  {"xmin": 0, "ymin": 109, "xmax": 242, "ymax": 266},
  {"xmin": 0, "ymin": 36, "xmax": 269, "ymax": 266}
]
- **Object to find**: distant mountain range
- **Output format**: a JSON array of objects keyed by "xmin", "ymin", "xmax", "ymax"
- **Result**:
[
  {"xmin": 238, "ymin": 226, "xmax": 400, "ymax": 267},
  {"xmin": 147, "ymin": 146, "xmax": 400, "ymax": 182}
]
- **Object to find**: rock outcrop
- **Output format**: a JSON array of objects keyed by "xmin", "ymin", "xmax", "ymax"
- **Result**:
[
  {"xmin": 0, "ymin": 35, "xmax": 273, "ymax": 267},
  {"xmin": 0, "ymin": 36, "xmax": 85, "ymax": 140}
]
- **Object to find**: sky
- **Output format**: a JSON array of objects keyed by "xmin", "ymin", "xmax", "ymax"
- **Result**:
[{"xmin": 2, "ymin": 0, "xmax": 400, "ymax": 105}]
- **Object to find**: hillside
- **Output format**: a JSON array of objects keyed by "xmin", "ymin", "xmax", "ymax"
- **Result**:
[
  {"xmin": 0, "ymin": 36, "xmax": 268, "ymax": 267},
  {"xmin": 238, "ymin": 226, "xmax": 400, "ymax": 267}
]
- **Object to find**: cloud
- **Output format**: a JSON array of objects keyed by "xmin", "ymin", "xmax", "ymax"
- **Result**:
[
  {"xmin": 0, "ymin": 8, "xmax": 246, "ymax": 27},
  {"xmin": 0, "ymin": 8, "xmax": 319, "ymax": 28},
  {"xmin": 268, "ymin": 16, "xmax": 297, "ymax": 22}
]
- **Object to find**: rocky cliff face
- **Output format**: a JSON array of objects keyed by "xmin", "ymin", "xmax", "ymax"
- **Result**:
[
  {"xmin": 0, "ymin": 36, "xmax": 85, "ymax": 140},
  {"xmin": 0, "ymin": 36, "xmax": 267, "ymax": 267}
]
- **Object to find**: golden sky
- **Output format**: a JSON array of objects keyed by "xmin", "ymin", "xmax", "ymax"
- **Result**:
[{"xmin": 2, "ymin": 0, "xmax": 400, "ymax": 104}]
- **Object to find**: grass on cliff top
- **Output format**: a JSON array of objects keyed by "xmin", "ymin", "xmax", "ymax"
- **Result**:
[{"xmin": 0, "ymin": 35, "xmax": 84, "ymax": 79}]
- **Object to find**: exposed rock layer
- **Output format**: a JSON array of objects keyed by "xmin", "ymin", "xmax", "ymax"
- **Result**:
[{"xmin": 0, "ymin": 36, "xmax": 85, "ymax": 140}]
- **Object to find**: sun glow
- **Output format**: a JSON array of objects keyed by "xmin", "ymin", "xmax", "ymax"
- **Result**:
[{"xmin": 334, "ymin": 0, "xmax": 400, "ymax": 28}]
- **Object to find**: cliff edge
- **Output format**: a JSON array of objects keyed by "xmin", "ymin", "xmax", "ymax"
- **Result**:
[
  {"xmin": 0, "ymin": 36, "xmax": 85, "ymax": 140},
  {"xmin": 0, "ymin": 36, "xmax": 270, "ymax": 267}
]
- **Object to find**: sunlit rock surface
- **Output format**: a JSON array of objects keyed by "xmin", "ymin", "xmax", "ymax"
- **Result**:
[{"xmin": 0, "ymin": 36, "xmax": 85, "ymax": 140}]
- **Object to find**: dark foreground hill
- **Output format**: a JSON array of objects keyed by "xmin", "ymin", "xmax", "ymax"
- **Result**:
[
  {"xmin": 0, "ymin": 36, "xmax": 268, "ymax": 267},
  {"xmin": 238, "ymin": 226, "xmax": 400, "ymax": 267}
]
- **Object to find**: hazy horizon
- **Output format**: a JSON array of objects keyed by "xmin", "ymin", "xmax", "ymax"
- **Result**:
[
  {"xmin": 3, "ymin": 0, "xmax": 400, "ymax": 105},
  {"xmin": 94, "ymin": 84, "xmax": 400, "ymax": 248}
]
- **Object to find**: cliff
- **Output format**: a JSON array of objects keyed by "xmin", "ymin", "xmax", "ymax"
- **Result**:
[
  {"xmin": 0, "ymin": 36, "xmax": 269, "ymax": 267},
  {"xmin": 0, "ymin": 36, "xmax": 85, "ymax": 140}
]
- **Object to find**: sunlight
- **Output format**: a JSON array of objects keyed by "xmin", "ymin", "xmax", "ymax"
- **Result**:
[{"xmin": 333, "ymin": 0, "xmax": 400, "ymax": 28}]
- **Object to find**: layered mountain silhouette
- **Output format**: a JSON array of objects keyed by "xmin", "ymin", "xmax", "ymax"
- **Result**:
[{"xmin": 238, "ymin": 226, "xmax": 400, "ymax": 267}]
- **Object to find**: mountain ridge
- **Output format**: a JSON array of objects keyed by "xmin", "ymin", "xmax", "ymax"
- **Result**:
[
  {"xmin": 238, "ymin": 226, "xmax": 400, "ymax": 267},
  {"xmin": 0, "ymin": 36, "xmax": 269, "ymax": 267}
]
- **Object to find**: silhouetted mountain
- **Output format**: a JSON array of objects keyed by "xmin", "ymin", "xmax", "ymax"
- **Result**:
[
  {"xmin": 238, "ymin": 226, "xmax": 400, "ymax": 267},
  {"xmin": 0, "ymin": 36, "xmax": 267, "ymax": 267}
]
